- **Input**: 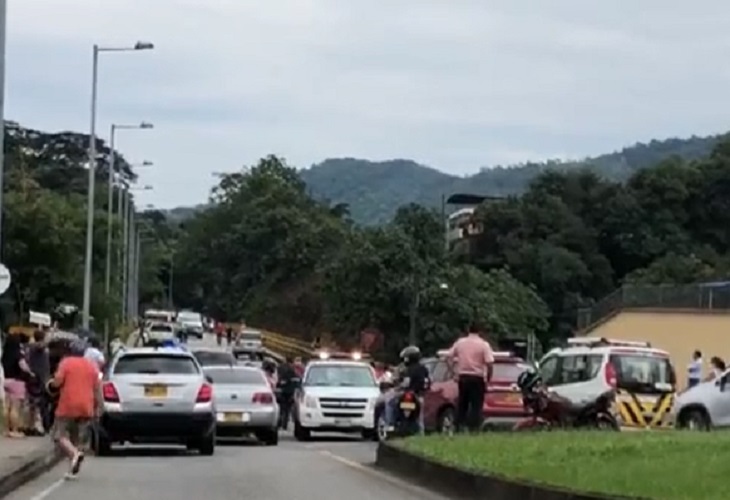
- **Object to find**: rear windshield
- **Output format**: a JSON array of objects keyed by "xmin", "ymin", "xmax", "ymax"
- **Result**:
[
  {"xmin": 193, "ymin": 351, "xmax": 235, "ymax": 366},
  {"xmin": 149, "ymin": 325, "xmax": 172, "ymax": 332},
  {"xmin": 240, "ymin": 332, "xmax": 262, "ymax": 341},
  {"xmin": 178, "ymin": 313, "xmax": 201, "ymax": 322},
  {"xmin": 493, "ymin": 362, "xmax": 530, "ymax": 382},
  {"xmin": 610, "ymin": 353, "xmax": 676, "ymax": 391},
  {"xmin": 114, "ymin": 354, "xmax": 199, "ymax": 375},
  {"xmin": 234, "ymin": 351, "xmax": 264, "ymax": 361},
  {"xmin": 205, "ymin": 368, "xmax": 266, "ymax": 385}
]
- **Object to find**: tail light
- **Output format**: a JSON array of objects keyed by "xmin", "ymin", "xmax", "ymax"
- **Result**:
[
  {"xmin": 252, "ymin": 392, "xmax": 274, "ymax": 404},
  {"xmin": 604, "ymin": 362, "xmax": 617, "ymax": 388},
  {"xmin": 102, "ymin": 382, "xmax": 120, "ymax": 403},
  {"xmin": 402, "ymin": 391, "xmax": 415, "ymax": 402},
  {"xmin": 196, "ymin": 383, "xmax": 213, "ymax": 403}
]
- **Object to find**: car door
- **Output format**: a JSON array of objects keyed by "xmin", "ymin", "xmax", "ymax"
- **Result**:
[
  {"xmin": 551, "ymin": 354, "xmax": 604, "ymax": 404},
  {"xmin": 423, "ymin": 360, "xmax": 455, "ymax": 429},
  {"xmin": 708, "ymin": 372, "xmax": 730, "ymax": 427}
]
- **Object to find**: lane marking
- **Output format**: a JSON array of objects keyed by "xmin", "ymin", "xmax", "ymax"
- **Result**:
[
  {"xmin": 317, "ymin": 450, "xmax": 445, "ymax": 500},
  {"xmin": 27, "ymin": 478, "xmax": 64, "ymax": 500}
]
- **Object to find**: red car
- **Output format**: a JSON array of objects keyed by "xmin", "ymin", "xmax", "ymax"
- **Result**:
[{"xmin": 422, "ymin": 353, "xmax": 531, "ymax": 432}]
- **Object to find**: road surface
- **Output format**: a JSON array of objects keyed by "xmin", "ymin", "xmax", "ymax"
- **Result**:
[{"xmin": 8, "ymin": 336, "xmax": 447, "ymax": 500}]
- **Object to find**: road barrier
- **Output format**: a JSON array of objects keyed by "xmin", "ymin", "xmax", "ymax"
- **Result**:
[{"xmin": 261, "ymin": 330, "xmax": 313, "ymax": 359}]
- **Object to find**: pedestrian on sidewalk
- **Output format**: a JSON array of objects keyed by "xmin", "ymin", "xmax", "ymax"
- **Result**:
[
  {"xmin": 2, "ymin": 334, "xmax": 35, "ymax": 438},
  {"xmin": 48, "ymin": 339, "xmax": 100, "ymax": 479},
  {"xmin": 26, "ymin": 330, "xmax": 51, "ymax": 435}
]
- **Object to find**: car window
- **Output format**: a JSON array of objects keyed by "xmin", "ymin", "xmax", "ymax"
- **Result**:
[
  {"xmin": 240, "ymin": 331, "xmax": 261, "ymax": 341},
  {"xmin": 204, "ymin": 368, "xmax": 266, "ymax": 385},
  {"xmin": 431, "ymin": 361, "xmax": 451, "ymax": 383},
  {"xmin": 558, "ymin": 354, "xmax": 603, "ymax": 384},
  {"xmin": 493, "ymin": 362, "xmax": 530, "ymax": 382},
  {"xmin": 193, "ymin": 351, "xmax": 235, "ymax": 366},
  {"xmin": 149, "ymin": 324, "xmax": 172, "ymax": 332},
  {"xmin": 538, "ymin": 356, "xmax": 559, "ymax": 385},
  {"xmin": 114, "ymin": 354, "xmax": 199, "ymax": 375},
  {"xmin": 609, "ymin": 353, "xmax": 676, "ymax": 391},
  {"xmin": 304, "ymin": 365, "xmax": 376, "ymax": 387}
]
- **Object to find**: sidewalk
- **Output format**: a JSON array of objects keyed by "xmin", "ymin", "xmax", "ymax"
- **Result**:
[{"xmin": 0, "ymin": 435, "xmax": 60, "ymax": 497}]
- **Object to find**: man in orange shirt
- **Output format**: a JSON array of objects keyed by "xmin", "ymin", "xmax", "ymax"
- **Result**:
[
  {"xmin": 49, "ymin": 340, "xmax": 100, "ymax": 479},
  {"xmin": 446, "ymin": 325, "xmax": 495, "ymax": 433}
]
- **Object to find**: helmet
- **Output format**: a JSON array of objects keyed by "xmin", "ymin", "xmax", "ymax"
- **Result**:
[
  {"xmin": 516, "ymin": 368, "xmax": 542, "ymax": 393},
  {"xmin": 399, "ymin": 345, "xmax": 421, "ymax": 364}
]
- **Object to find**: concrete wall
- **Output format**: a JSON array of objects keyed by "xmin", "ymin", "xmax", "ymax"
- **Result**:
[{"xmin": 587, "ymin": 309, "xmax": 730, "ymax": 388}]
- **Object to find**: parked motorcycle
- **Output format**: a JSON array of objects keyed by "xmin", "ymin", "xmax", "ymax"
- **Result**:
[{"xmin": 514, "ymin": 373, "xmax": 618, "ymax": 431}]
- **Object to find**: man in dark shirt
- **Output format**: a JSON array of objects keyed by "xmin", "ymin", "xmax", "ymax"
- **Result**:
[
  {"xmin": 27, "ymin": 330, "xmax": 51, "ymax": 434},
  {"xmin": 276, "ymin": 358, "xmax": 300, "ymax": 430},
  {"xmin": 385, "ymin": 346, "xmax": 430, "ymax": 433}
]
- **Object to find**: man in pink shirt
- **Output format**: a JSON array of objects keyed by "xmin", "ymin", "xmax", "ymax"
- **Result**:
[{"xmin": 446, "ymin": 326, "xmax": 494, "ymax": 433}]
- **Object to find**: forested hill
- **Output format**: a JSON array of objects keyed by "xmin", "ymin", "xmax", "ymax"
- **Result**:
[{"xmin": 299, "ymin": 134, "xmax": 722, "ymax": 225}]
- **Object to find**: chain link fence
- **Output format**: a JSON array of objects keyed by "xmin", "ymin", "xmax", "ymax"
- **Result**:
[{"xmin": 577, "ymin": 283, "xmax": 730, "ymax": 331}]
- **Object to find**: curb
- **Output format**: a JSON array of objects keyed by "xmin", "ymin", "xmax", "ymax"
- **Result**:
[
  {"xmin": 0, "ymin": 443, "xmax": 62, "ymax": 499},
  {"xmin": 375, "ymin": 441, "xmax": 649, "ymax": 500}
]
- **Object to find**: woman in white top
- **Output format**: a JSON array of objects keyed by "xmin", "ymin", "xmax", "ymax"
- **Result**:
[
  {"xmin": 83, "ymin": 337, "xmax": 105, "ymax": 371},
  {"xmin": 705, "ymin": 356, "xmax": 726, "ymax": 382}
]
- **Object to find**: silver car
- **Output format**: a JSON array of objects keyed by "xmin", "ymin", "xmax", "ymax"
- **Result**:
[
  {"xmin": 94, "ymin": 347, "xmax": 216, "ymax": 456},
  {"xmin": 204, "ymin": 366, "xmax": 279, "ymax": 445}
]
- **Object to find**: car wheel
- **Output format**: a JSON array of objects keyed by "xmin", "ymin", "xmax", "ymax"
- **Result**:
[
  {"xmin": 376, "ymin": 413, "xmax": 389, "ymax": 442},
  {"xmin": 92, "ymin": 429, "xmax": 112, "ymax": 457},
  {"xmin": 437, "ymin": 407, "xmax": 456, "ymax": 436},
  {"xmin": 682, "ymin": 408, "xmax": 711, "ymax": 431},
  {"xmin": 198, "ymin": 433, "xmax": 216, "ymax": 456},
  {"xmin": 361, "ymin": 429, "xmax": 377, "ymax": 441},
  {"xmin": 294, "ymin": 421, "xmax": 310, "ymax": 441}
]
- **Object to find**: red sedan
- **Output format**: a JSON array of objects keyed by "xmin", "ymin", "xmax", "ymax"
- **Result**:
[{"xmin": 422, "ymin": 353, "xmax": 530, "ymax": 432}]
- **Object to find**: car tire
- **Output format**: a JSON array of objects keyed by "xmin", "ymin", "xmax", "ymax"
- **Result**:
[
  {"xmin": 437, "ymin": 407, "xmax": 456, "ymax": 436},
  {"xmin": 294, "ymin": 421, "xmax": 310, "ymax": 441},
  {"xmin": 361, "ymin": 429, "xmax": 377, "ymax": 441},
  {"xmin": 92, "ymin": 429, "xmax": 112, "ymax": 457},
  {"xmin": 681, "ymin": 408, "xmax": 711, "ymax": 431},
  {"xmin": 198, "ymin": 433, "xmax": 216, "ymax": 456}
]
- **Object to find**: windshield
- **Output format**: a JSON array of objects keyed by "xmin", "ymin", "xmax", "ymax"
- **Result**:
[
  {"xmin": 178, "ymin": 313, "xmax": 201, "ymax": 323},
  {"xmin": 114, "ymin": 354, "xmax": 198, "ymax": 375},
  {"xmin": 493, "ymin": 362, "xmax": 530, "ymax": 382},
  {"xmin": 193, "ymin": 351, "xmax": 235, "ymax": 366},
  {"xmin": 204, "ymin": 368, "xmax": 266, "ymax": 385},
  {"xmin": 610, "ymin": 353, "xmax": 676, "ymax": 391},
  {"xmin": 304, "ymin": 365, "xmax": 376, "ymax": 387}
]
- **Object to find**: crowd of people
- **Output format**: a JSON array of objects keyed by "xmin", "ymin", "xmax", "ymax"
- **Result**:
[{"xmin": 1, "ymin": 329, "xmax": 103, "ymax": 479}]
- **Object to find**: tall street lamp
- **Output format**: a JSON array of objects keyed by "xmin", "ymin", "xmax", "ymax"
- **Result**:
[
  {"xmin": 82, "ymin": 40, "xmax": 154, "ymax": 329},
  {"xmin": 116, "ymin": 163, "xmax": 152, "ymax": 287},
  {"xmin": 104, "ymin": 122, "xmax": 153, "ymax": 340},
  {"xmin": 122, "ymin": 185, "xmax": 153, "ymax": 321}
]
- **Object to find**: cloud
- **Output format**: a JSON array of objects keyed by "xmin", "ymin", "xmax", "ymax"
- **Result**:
[{"xmin": 7, "ymin": 0, "xmax": 730, "ymax": 207}]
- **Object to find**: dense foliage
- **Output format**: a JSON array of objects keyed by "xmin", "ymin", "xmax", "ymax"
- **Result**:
[{"xmin": 0, "ymin": 122, "xmax": 171, "ymax": 330}]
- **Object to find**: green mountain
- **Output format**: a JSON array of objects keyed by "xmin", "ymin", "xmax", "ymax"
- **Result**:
[{"xmin": 299, "ymin": 134, "xmax": 722, "ymax": 225}]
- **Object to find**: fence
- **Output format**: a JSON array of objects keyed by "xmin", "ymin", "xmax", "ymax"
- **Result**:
[
  {"xmin": 576, "ymin": 283, "xmax": 730, "ymax": 331},
  {"xmin": 261, "ymin": 330, "xmax": 314, "ymax": 359}
]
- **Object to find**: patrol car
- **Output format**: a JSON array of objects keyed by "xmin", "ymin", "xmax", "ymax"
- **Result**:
[
  {"xmin": 538, "ymin": 337, "xmax": 677, "ymax": 430},
  {"xmin": 293, "ymin": 353, "xmax": 379, "ymax": 441}
]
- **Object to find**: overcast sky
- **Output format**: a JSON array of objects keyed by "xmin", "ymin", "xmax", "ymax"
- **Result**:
[{"xmin": 8, "ymin": 0, "xmax": 730, "ymax": 208}]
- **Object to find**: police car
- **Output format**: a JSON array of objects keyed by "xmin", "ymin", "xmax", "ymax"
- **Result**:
[
  {"xmin": 537, "ymin": 337, "xmax": 677, "ymax": 430},
  {"xmin": 293, "ymin": 351, "xmax": 379, "ymax": 441}
]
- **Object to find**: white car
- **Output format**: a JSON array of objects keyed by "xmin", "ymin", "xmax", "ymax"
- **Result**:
[
  {"xmin": 176, "ymin": 311, "xmax": 205, "ymax": 339},
  {"xmin": 293, "ymin": 360, "xmax": 379, "ymax": 441},
  {"xmin": 674, "ymin": 369, "xmax": 730, "ymax": 430}
]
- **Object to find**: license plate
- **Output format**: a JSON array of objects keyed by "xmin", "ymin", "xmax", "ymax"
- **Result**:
[
  {"xmin": 400, "ymin": 402, "xmax": 416, "ymax": 410},
  {"xmin": 144, "ymin": 385, "xmax": 167, "ymax": 398},
  {"xmin": 502, "ymin": 393, "xmax": 522, "ymax": 404},
  {"xmin": 334, "ymin": 419, "xmax": 351, "ymax": 426},
  {"xmin": 224, "ymin": 412, "xmax": 242, "ymax": 422}
]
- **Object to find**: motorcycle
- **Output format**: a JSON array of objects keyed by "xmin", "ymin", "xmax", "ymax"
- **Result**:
[
  {"xmin": 377, "ymin": 389, "xmax": 422, "ymax": 441},
  {"xmin": 513, "ymin": 385, "xmax": 619, "ymax": 431}
]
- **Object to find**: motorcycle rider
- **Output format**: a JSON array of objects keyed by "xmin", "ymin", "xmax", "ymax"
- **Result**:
[
  {"xmin": 276, "ymin": 357, "xmax": 300, "ymax": 430},
  {"xmin": 384, "ymin": 345, "xmax": 430, "ymax": 434}
]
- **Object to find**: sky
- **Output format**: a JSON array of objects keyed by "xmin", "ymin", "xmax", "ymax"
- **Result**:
[{"xmin": 7, "ymin": 0, "xmax": 730, "ymax": 208}]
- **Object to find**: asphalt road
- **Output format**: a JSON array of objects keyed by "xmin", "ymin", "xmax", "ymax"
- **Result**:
[{"xmin": 8, "ymin": 336, "xmax": 447, "ymax": 500}]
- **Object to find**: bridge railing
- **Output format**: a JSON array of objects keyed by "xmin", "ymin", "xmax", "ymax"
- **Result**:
[{"xmin": 261, "ymin": 330, "xmax": 313, "ymax": 359}]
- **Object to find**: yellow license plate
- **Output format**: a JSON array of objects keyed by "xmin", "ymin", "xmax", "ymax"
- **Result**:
[
  {"xmin": 224, "ymin": 412, "xmax": 242, "ymax": 422},
  {"xmin": 503, "ymin": 393, "xmax": 522, "ymax": 404},
  {"xmin": 144, "ymin": 385, "xmax": 168, "ymax": 398},
  {"xmin": 400, "ymin": 402, "xmax": 416, "ymax": 410}
]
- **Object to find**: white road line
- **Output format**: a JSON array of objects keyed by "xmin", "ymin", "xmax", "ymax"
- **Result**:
[
  {"xmin": 317, "ymin": 450, "xmax": 445, "ymax": 499},
  {"xmin": 26, "ymin": 478, "xmax": 65, "ymax": 500}
]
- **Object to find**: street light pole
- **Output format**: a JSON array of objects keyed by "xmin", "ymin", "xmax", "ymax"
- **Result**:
[{"xmin": 81, "ymin": 41, "xmax": 154, "ymax": 329}]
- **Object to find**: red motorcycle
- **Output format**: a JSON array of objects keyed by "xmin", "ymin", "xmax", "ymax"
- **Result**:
[{"xmin": 513, "ymin": 385, "xmax": 619, "ymax": 431}]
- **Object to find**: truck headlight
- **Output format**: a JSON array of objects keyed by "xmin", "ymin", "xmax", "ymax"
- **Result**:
[{"xmin": 304, "ymin": 395, "xmax": 318, "ymax": 408}]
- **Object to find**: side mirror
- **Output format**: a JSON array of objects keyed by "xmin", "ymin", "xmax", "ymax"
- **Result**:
[{"xmin": 205, "ymin": 375, "xmax": 213, "ymax": 384}]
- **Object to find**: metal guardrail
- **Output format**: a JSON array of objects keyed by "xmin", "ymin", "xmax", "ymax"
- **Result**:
[
  {"xmin": 261, "ymin": 330, "xmax": 313, "ymax": 359},
  {"xmin": 577, "ymin": 283, "xmax": 730, "ymax": 331}
]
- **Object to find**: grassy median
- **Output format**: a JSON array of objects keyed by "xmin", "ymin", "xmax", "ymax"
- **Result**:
[{"xmin": 398, "ymin": 431, "xmax": 728, "ymax": 500}]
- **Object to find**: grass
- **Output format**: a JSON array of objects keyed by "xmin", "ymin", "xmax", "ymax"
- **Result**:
[{"xmin": 398, "ymin": 431, "xmax": 729, "ymax": 500}]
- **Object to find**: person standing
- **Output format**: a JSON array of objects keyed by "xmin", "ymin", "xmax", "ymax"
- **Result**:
[
  {"xmin": 27, "ymin": 330, "xmax": 51, "ymax": 434},
  {"xmin": 2, "ymin": 334, "xmax": 35, "ymax": 438},
  {"xmin": 48, "ymin": 340, "xmax": 100, "ymax": 479},
  {"xmin": 446, "ymin": 326, "xmax": 494, "ymax": 433},
  {"xmin": 292, "ymin": 357, "xmax": 305, "ymax": 378},
  {"xmin": 83, "ymin": 337, "xmax": 105, "ymax": 371},
  {"xmin": 276, "ymin": 358, "xmax": 299, "ymax": 430},
  {"xmin": 687, "ymin": 350, "xmax": 703, "ymax": 389}
]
